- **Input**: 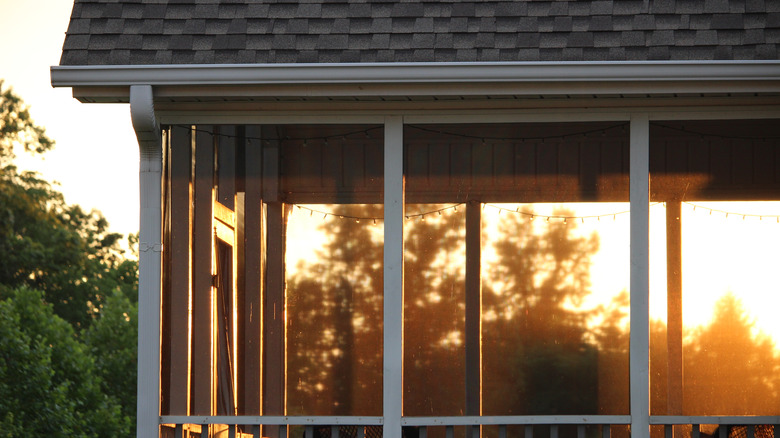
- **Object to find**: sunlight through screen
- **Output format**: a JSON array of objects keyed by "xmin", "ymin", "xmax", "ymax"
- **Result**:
[
  {"xmin": 649, "ymin": 119, "xmax": 780, "ymax": 417},
  {"xmin": 482, "ymin": 203, "xmax": 630, "ymax": 416}
]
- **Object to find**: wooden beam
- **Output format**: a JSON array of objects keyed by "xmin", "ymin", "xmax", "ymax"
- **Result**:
[
  {"xmin": 242, "ymin": 125, "xmax": 264, "ymax": 414},
  {"xmin": 168, "ymin": 124, "xmax": 193, "ymax": 416},
  {"xmin": 218, "ymin": 126, "xmax": 237, "ymax": 210},
  {"xmin": 263, "ymin": 137, "xmax": 285, "ymax": 436},
  {"xmin": 263, "ymin": 204, "xmax": 285, "ymax": 418},
  {"xmin": 666, "ymin": 200, "xmax": 684, "ymax": 416},
  {"xmin": 465, "ymin": 200, "xmax": 482, "ymax": 416},
  {"xmin": 191, "ymin": 125, "xmax": 215, "ymax": 415},
  {"xmin": 465, "ymin": 200, "xmax": 482, "ymax": 437}
]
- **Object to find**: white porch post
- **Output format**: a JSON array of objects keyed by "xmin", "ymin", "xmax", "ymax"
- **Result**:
[
  {"xmin": 131, "ymin": 85, "xmax": 163, "ymax": 438},
  {"xmin": 629, "ymin": 113, "xmax": 650, "ymax": 438},
  {"xmin": 384, "ymin": 116, "xmax": 405, "ymax": 438}
]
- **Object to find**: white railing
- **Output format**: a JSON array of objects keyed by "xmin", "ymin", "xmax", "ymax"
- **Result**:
[
  {"xmin": 402, "ymin": 416, "xmax": 631, "ymax": 438},
  {"xmin": 159, "ymin": 415, "xmax": 780, "ymax": 438},
  {"xmin": 650, "ymin": 416, "xmax": 779, "ymax": 438},
  {"xmin": 159, "ymin": 415, "xmax": 632, "ymax": 438},
  {"xmin": 160, "ymin": 416, "xmax": 383, "ymax": 438}
]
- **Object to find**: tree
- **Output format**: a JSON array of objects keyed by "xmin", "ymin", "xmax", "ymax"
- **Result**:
[
  {"xmin": 0, "ymin": 81, "xmax": 138, "ymax": 437},
  {"xmin": 287, "ymin": 203, "xmax": 609, "ymax": 419},
  {"xmin": 683, "ymin": 293, "xmax": 780, "ymax": 415},
  {"xmin": 482, "ymin": 208, "xmax": 602, "ymax": 415},
  {"xmin": 287, "ymin": 204, "xmax": 384, "ymax": 416},
  {"xmin": 83, "ymin": 288, "xmax": 139, "ymax": 428},
  {"xmin": 0, "ymin": 80, "xmax": 135, "ymax": 329},
  {"xmin": 0, "ymin": 287, "xmax": 130, "ymax": 437},
  {"xmin": 0, "ymin": 79, "xmax": 53, "ymax": 165}
]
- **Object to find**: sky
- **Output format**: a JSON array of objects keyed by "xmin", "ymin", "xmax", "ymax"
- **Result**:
[{"xmin": 1, "ymin": 0, "xmax": 139, "ymax": 238}]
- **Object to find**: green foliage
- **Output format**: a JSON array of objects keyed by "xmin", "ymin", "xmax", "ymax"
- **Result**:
[
  {"xmin": 84, "ymin": 289, "xmax": 138, "ymax": 430},
  {"xmin": 0, "ymin": 287, "xmax": 130, "ymax": 437},
  {"xmin": 0, "ymin": 81, "xmax": 138, "ymax": 437},
  {"xmin": 0, "ymin": 80, "xmax": 53, "ymax": 165},
  {"xmin": 0, "ymin": 131, "xmax": 134, "ymax": 330}
]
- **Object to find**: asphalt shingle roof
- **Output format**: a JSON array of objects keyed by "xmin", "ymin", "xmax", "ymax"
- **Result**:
[{"xmin": 59, "ymin": 0, "xmax": 780, "ymax": 65}]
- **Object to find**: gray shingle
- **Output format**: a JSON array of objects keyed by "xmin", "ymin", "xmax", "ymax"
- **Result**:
[
  {"xmin": 695, "ymin": 29, "xmax": 719, "ymax": 45},
  {"xmin": 676, "ymin": 0, "xmax": 704, "ymax": 14},
  {"xmin": 553, "ymin": 16, "xmax": 573, "ymax": 32},
  {"xmin": 589, "ymin": 15, "xmax": 613, "ymax": 31},
  {"xmin": 593, "ymin": 31, "xmax": 620, "ymax": 47},
  {"xmin": 527, "ymin": 2, "xmax": 551, "ymax": 17},
  {"xmin": 746, "ymin": 0, "xmax": 766, "ymax": 12},
  {"xmin": 412, "ymin": 33, "xmax": 436, "ymax": 49},
  {"xmin": 59, "ymin": 0, "xmax": 776, "ymax": 66},
  {"xmin": 614, "ymin": 1, "xmax": 645, "ymax": 15},
  {"xmin": 705, "ymin": 0, "xmax": 731, "ymax": 13},
  {"xmin": 712, "ymin": 14, "xmax": 745, "ymax": 29},
  {"xmin": 569, "ymin": 32, "xmax": 595, "ymax": 47},
  {"xmin": 652, "ymin": 0, "xmax": 676, "ymax": 14}
]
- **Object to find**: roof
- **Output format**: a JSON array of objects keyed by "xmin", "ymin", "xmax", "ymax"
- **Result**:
[{"xmin": 59, "ymin": 0, "xmax": 780, "ymax": 66}]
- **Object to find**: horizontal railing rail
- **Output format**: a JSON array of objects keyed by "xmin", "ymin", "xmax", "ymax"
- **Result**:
[
  {"xmin": 159, "ymin": 415, "xmax": 780, "ymax": 438},
  {"xmin": 651, "ymin": 416, "xmax": 779, "ymax": 438},
  {"xmin": 402, "ymin": 415, "xmax": 632, "ymax": 426},
  {"xmin": 650, "ymin": 417, "xmax": 780, "ymax": 425}
]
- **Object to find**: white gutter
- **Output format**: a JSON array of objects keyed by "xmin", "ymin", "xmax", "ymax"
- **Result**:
[
  {"xmin": 51, "ymin": 61, "xmax": 780, "ymax": 88},
  {"xmin": 130, "ymin": 85, "xmax": 162, "ymax": 438}
]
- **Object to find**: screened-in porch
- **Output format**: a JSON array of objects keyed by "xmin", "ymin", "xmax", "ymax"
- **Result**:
[{"xmin": 155, "ymin": 117, "xmax": 780, "ymax": 438}]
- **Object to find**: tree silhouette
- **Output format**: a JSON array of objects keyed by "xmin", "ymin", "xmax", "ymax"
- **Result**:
[
  {"xmin": 286, "ymin": 204, "xmax": 384, "ymax": 416},
  {"xmin": 483, "ymin": 208, "xmax": 602, "ymax": 416},
  {"xmin": 683, "ymin": 293, "xmax": 780, "ymax": 415}
]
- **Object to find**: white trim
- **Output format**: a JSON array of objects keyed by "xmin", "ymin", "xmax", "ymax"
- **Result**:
[
  {"xmin": 651, "ymin": 417, "xmax": 780, "ymax": 425},
  {"xmin": 629, "ymin": 114, "xmax": 651, "ymax": 438},
  {"xmin": 160, "ymin": 416, "xmax": 384, "ymax": 426},
  {"xmin": 51, "ymin": 61, "xmax": 780, "ymax": 88},
  {"xmin": 401, "ymin": 416, "xmax": 632, "ymax": 426},
  {"xmin": 383, "ymin": 116, "xmax": 405, "ymax": 438},
  {"xmin": 155, "ymin": 107, "xmax": 780, "ymax": 126},
  {"xmin": 131, "ymin": 85, "xmax": 163, "ymax": 438}
]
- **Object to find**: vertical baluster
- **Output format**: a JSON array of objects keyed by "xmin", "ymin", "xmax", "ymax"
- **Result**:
[
  {"xmin": 499, "ymin": 425, "xmax": 507, "ymax": 438},
  {"xmin": 602, "ymin": 424, "xmax": 611, "ymax": 438},
  {"xmin": 229, "ymin": 424, "xmax": 237, "ymax": 438},
  {"xmin": 332, "ymin": 425, "xmax": 340, "ymax": 438},
  {"xmin": 280, "ymin": 425, "xmax": 287, "ymax": 438},
  {"xmin": 446, "ymin": 426, "xmax": 454, "ymax": 438},
  {"xmin": 357, "ymin": 426, "xmax": 365, "ymax": 438},
  {"xmin": 253, "ymin": 425, "xmax": 261, "ymax": 438},
  {"xmin": 551, "ymin": 425, "xmax": 559, "ymax": 438},
  {"xmin": 578, "ymin": 425, "xmax": 585, "ymax": 438},
  {"xmin": 201, "ymin": 424, "xmax": 209, "ymax": 438},
  {"xmin": 718, "ymin": 425, "xmax": 727, "ymax": 438},
  {"xmin": 692, "ymin": 424, "xmax": 700, "ymax": 438},
  {"xmin": 305, "ymin": 425, "xmax": 314, "ymax": 438},
  {"xmin": 175, "ymin": 424, "xmax": 184, "ymax": 438},
  {"xmin": 525, "ymin": 425, "xmax": 533, "ymax": 438},
  {"xmin": 665, "ymin": 425, "xmax": 673, "ymax": 438},
  {"xmin": 419, "ymin": 426, "xmax": 427, "ymax": 438},
  {"xmin": 747, "ymin": 425, "xmax": 755, "ymax": 438}
]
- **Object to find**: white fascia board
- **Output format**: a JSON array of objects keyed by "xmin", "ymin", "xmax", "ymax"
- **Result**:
[{"xmin": 51, "ymin": 60, "xmax": 780, "ymax": 88}]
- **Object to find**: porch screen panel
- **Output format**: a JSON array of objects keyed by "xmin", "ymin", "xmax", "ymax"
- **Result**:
[
  {"xmin": 403, "ymin": 123, "xmax": 631, "ymax": 422},
  {"xmin": 279, "ymin": 125, "xmax": 385, "ymax": 417},
  {"xmin": 649, "ymin": 119, "xmax": 780, "ymax": 419}
]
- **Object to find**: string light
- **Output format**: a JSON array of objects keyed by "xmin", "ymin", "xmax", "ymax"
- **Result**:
[
  {"xmin": 176, "ymin": 122, "xmax": 778, "ymax": 150},
  {"xmin": 684, "ymin": 202, "xmax": 780, "ymax": 223}
]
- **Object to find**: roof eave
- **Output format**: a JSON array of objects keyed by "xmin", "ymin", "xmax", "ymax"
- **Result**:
[{"xmin": 51, "ymin": 61, "xmax": 780, "ymax": 101}]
